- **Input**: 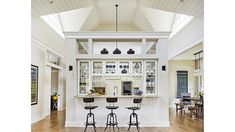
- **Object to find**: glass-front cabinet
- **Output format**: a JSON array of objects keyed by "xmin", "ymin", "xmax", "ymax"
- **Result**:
[
  {"xmin": 92, "ymin": 61, "xmax": 103, "ymax": 75},
  {"xmin": 145, "ymin": 60, "xmax": 157, "ymax": 94},
  {"xmin": 132, "ymin": 61, "xmax": 143, "ymax": 75},
  {"xmin": 105, "ymin": 61, "xmax": 117, "ymax": 74},
  {"xmin": 78, "ymin": 61, "xmax": 90, "ymax": 94},
  {"xmin": 77, "ymin": 59, "xmax": 158, "ymax": 95},
  {"xmin": 118, "ymin": 61, "xmax": 130, "ymax": 74}
]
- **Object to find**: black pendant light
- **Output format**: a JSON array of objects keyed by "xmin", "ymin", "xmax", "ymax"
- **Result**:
[
  {"xmin": 100, "ymin": 48, "xmax": 109, "ymax": 54},
  {"xmin": 127, "ymin": 49, "xmax": 135, "ymax": 54},
  {"xmin": 113, "ymin": 4, "xmax": 121, "ymax": 54}
]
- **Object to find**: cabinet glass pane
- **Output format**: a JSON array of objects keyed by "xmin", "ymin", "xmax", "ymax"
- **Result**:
[
  {"xmin": 79, "ymin": 62, "xmax": 89, "ymax": 94},
  {"xmin": 118, "ymin": 62, "xmax": 129, "ymax": 74},
  {"xmin": 146, "ymin": 61, "xmax": 156, "ymax": 94},
  {"xmin": 93, "ymin": 62, "xmax": 102, "ymax": 74},
  {"xmin": 106, "ymin": 62, "xmax": 116, "ymax": 74},
  {"xmin": 132, "ymin": 62, "xmax": 142, "ymax": 74}
]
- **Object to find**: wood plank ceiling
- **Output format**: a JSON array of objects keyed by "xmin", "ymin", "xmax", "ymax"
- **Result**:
[{"xmin": 32, "ymin": 0, "xmax": 203, "ymax": 32}]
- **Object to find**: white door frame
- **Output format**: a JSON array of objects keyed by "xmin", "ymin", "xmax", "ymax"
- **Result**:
[
  {"xmin": 45, "ymin": 63, "xmax": 64, "ymax": 116},
  {"xmin": 44, "ymin": 66, "xmax": 51, "ymax": 117}
]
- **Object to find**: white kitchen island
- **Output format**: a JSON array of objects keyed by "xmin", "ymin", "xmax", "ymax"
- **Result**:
[{"xmin": 72, "ymin": 94, "xmax": 167, "ymax": 127}]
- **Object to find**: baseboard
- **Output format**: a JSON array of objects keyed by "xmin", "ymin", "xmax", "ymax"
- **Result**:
[
  {"xmin": 65, "ymin": 121, "xmax": 170, "ymax": 127},
  {"xmin": 31, "ymin": 116, "xmax": 45, "ymax": 124}
]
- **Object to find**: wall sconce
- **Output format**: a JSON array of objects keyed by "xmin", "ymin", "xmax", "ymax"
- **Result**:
[
  {"xmin": 69, "ymin": 65, "xmax": 73, "ymax": 71},
  {"xmin": 162, "ymin": 65, "xmax": 166, "ymax": 71}
]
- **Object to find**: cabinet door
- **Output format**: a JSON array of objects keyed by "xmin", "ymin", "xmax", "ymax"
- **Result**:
[
  {"xmin": 132, "ymin": 61, "xmax": 143, "ymax": 75},
  {"xmin": 92, "ymin": 61, "xmax": 103, "ymax": 75},
  {"xmin": 105, "ymin": 61, "xmax": 117, "ymax": 74},
  {"xmin": 118, "ymin": 60, "xmax": 130, "ymax": 74},
  {"xmin": 145, "ymin": 60, "xmax": 157, "ymax": 94},
  {"xmin": 78, "ymin": 61, "xmax": 90, "ymax": 94}
]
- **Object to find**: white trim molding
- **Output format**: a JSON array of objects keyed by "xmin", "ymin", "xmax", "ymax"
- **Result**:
[
  {"xmin": 64, "ymin": 32, "xmax": 170, "ymax": 39},
  {"xmin": 32, "ymin": 36, "xmax": 65, "ymax": 58},
  {"xmin": 76, "ymin": 54, "xmax": 158, "ymax": 60}
]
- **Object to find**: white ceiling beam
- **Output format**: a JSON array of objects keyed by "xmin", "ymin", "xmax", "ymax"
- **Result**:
[{"xmin": 64, "ymin": 32, "xmax": 170, "ymax": 39}]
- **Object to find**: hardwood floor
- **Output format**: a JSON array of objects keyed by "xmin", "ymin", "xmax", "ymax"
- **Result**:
[{"xmin": 32, "ymin": 109, "xmax": 203, "ymax": 132}]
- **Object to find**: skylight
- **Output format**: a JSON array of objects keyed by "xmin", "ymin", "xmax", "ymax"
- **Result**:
[
  {"xmin": 41, "ymin": 14, "xmax": 64, "ymax": 39},
  {"xmin": 169, "ymin": 14, "xmax": 194, "ymax": 38}
]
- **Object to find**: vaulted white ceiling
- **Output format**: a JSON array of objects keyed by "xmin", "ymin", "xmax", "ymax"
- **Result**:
[
  {"xmin": 172, "ymin": 42, "xmax": 203, "ymax": 60},
  {"xmin": 32, "ymin": 0, "xmax": 203, "ymax": 35}
]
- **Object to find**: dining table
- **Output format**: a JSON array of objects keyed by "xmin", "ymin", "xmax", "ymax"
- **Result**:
[{"xmin": 181, "ymin": 97, "xmax": 204, "ymax": 117}]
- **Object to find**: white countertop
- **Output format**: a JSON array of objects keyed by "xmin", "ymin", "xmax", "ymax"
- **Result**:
[{"xmin": 74, "ymin": 94, "xmax": 159, "ymax": 98}]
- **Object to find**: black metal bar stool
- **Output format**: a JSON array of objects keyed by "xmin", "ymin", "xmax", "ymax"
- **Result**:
[
  {"xmin": 126, "ymin": 98, "xmax": 142, "ymax": 132},
  {"xmin": 104, "ymin": 97, "xmax": 119, "ymax": 131},
  {"xmin": 83, "ymin": 97, "xmax": 98, "ymax": 132}
]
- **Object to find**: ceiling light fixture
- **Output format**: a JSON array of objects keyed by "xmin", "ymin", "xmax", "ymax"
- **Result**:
[{"xmin": 113, "ymin": 4, "xmax": 121, "ymax": 54}]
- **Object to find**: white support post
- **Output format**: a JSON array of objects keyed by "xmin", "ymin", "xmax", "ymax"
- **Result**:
[
  {"xmin": 88, "ymin": 38, "xmax": 93, "ymax": 55},
  {"xmin": 141, "ymin": 38, "xmax": 146, "ymax": 54},
  {"xmin": 65, "ymin": 38, "xmax": 78, "ymax": 124}
]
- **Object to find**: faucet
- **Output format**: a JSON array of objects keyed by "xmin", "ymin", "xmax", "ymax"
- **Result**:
[{"xmin": 113, "ymin": 86, "xmax": 118, "ymax": 96}]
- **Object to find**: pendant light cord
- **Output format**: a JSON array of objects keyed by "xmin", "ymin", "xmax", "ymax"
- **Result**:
[
  {"xmin": 115, "ymin": 4, "xmax": 118, "ymax": 48},
  {"xmin": 116, "ymin": 4, "xmax": 118, "ymax": 32}
]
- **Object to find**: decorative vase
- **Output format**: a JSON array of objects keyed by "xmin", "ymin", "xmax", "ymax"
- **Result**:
[
  {"xmin": 100, "ymin": 48, "xmax": 108, "ymax": 54},
  {"xmin": 127, "ymin": 49, "xmax": 135, "ymax": 54},
  {"xmin": 113, "ymin": 48, "xmax": 121, "ymax": 54}
]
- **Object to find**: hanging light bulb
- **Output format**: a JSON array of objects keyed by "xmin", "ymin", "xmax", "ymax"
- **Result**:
[{"xmin": 113, "ymin": 4, "xmax": 121, "ymax": 54}]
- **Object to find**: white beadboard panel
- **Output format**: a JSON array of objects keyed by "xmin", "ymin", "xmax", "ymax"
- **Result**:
[
  {"xmin": 143, "ymin": 7, "xmax": 175, "ymax": 32},
  {"xmin": 141, "ymin": 0, "xmax": 203, "ymax": 17},
  {"xmin": 134, "ymin": 7, "xmax": 154, "ymax": 32},
  {"xmin": 59, "ymin": 7, "xmax": 93, "ymax": 32},
  {"xmin": 92, "ymin": 24, "xmax": 141, "ymax": 31},
  {"xmin": 32, "ymin": 0, "xmax": 94, "ymax": 17},
  {"xmin": 80, "ymin": 7, "xmax": 100, "ymax": 31},
  {"xmin": 95, "ymin": 0, "xmax": 138, "ymax": 25},
  {"xmin": 32, "ymin": 0, "xmax": 203, "ymax": 32}
]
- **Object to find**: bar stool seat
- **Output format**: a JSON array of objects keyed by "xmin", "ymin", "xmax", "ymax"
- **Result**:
[
  {"xmin": 126, "ymin": 106, "xmax": 140, "ymax": 111},
  {"xmin": 84, "ymin": 106, "xmax": 98, "ymax": 109}
]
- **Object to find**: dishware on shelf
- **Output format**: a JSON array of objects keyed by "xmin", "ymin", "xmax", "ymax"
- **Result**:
[{"xmin": 134, "ymin": 63, "xmax": 139, "ymax": 69}]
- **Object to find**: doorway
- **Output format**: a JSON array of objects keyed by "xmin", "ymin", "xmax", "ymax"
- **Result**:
[
  {"xmin": 51, "ymin": 68, "xmax": 59, "ymax": 111},
  {"xmin": 176, "ymin": 71, "xmax": 188, "ymax": 98},
  {"xmin": 45, "ymin": 66, "xmax": 64, "ymax": 117}
]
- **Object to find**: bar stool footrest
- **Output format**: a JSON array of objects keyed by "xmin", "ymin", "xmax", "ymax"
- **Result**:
[
  {"xmin": 128, "ymin": 122, "xmax": 140, "ymax": 125},
  {"xmin": 84, "ymin": 122, "xmax": 96, "ymax": 125}
]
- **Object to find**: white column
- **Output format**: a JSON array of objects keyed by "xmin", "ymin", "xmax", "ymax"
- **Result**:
[
  {"xmin": 156, "ymin": 38, "xmax": 169, "ymax": 124},
  {"xmin": 141, "ymin": 38, "xmax": 146, "ymax": 54},
  {"xmin": 65, "ymin": 38, "xmax": 78, "ymax": 125},
  {"xmin": 88, "ymin": 38, "xmax": 93, "ymax": 55}
]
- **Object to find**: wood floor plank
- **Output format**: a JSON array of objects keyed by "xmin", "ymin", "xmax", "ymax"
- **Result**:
[{"xmin": 32, "ymin": 109, "xmax": 203, "ymax": 132}]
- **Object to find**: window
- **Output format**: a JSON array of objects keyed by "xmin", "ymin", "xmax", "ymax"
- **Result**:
[
  {"xmin": 169, "ymin": 14, "xmax": 194, "ymax": 38},
  {"xmin": 176, "ymin": 71, "xmax": 188, "ymax": 98},
  {"xmin": 41, "ymin": 14, "xmax": 64, "ymax": 39}
]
